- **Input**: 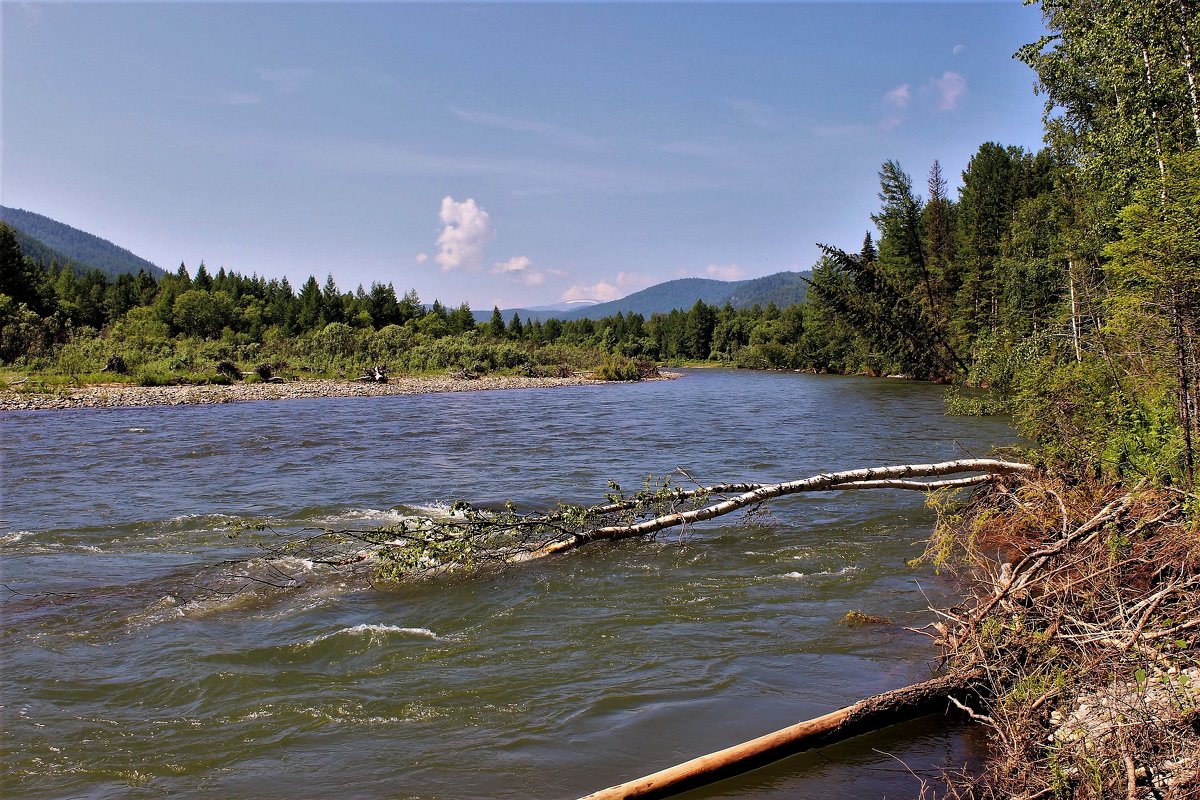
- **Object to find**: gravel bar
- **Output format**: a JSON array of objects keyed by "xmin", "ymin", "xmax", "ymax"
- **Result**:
[{"xmin": 0, "ymin": 373, "xmax": 679, "ymax": 412}]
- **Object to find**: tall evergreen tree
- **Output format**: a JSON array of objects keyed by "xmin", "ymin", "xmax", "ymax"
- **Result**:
[{"xmin": 489, "ymin": 306, "xmax": 506, "ymax": 338}]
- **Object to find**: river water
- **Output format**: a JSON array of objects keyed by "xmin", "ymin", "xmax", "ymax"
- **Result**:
[{"xmin": 1, "ymin": 369, "xmax": 1010, "ymax": 799}]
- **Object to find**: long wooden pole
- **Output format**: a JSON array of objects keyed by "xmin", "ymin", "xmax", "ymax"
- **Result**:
[{"xmin": 576, "ymin": 668, "xmax": 983, "ymax": 800}]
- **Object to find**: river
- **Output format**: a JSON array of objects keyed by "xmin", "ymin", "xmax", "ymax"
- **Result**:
[{"xmin": 1, "ymin": 369, "xmax": 1011, "ymax": 799}]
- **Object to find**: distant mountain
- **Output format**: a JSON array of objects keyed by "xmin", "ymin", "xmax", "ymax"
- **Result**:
[
  {"xmin": 1, "ymin": 207, "xmax": 166, "ymax": 279},
  {"xmin": 509, "ymin": 271, "xmax": 810, "ymax": 322},
  {"xmin": 557, "ymin": 277, "xmax": 736, "ymax": 321},
  {"xmin": 526, "ymin": 300, "xmax": 600, "ymax": 313},
  {"xmin": 472, "ymin": 299, "xmax": 599, "ymax": 324},
  {"xmin": 723, "ymin": 270, "xmax": 810, "ymax": 310}
]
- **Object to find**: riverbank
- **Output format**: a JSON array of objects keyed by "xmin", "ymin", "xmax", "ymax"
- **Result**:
[
  {"xmin": 0, "ymin": 372, "xmax": 681, "ymax": 411},
  {"xmin": 928, "ymin": 476, "xmax": 1200, "ymax": 798}
]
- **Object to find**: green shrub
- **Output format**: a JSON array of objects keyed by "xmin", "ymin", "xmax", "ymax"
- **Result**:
[
  {"xmin": 592, "ymin": 355, "xmax": 641, "ymax": 381},
  {"xmin": 135, "ymin": 367, "xmax": 177, "ymax": 387},
  {"xmin": 943, "ymin": 387, "xmax": 1011, "ymax": 416}
]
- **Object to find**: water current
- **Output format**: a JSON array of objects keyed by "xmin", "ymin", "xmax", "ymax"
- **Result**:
[{"xmin": 1, "ymin": 369, "xmax": 1012, "ymax": 799}]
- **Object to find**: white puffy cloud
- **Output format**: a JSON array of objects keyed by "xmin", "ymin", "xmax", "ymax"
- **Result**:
[
  {"xmin": 931, "ymin": 71, "xmax": 967, "ymax": 111},
  {"xmin": 562, "ymin": 272, "xmax": 652, "ymax": 303},
  {"xmin": 491, "ymin": 255, "xmax": 562, "ymax": 287},
  {"xmin": 953, "ymin": 44, "xmax": 966, "ymax": 56},
  {"xmin": 415, "ymin": 252, "xmax": 428, "ymax": 264},
  {"xmin": 705, "ymin": 264, "xmax": 745, "ymax": 281},
  {"xmin": 434, "ymin": 196, "xmax": 494, "ymax": 272}
]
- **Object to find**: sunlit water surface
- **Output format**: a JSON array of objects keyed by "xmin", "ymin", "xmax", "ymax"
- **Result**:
[{"xmin": 1, "ymin": 369, "xmax": 1010, "ymax": 799}]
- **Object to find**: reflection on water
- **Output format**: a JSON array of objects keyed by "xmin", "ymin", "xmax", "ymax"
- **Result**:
[{"xmin": 1, "ymin": 370, "xmax": 1011, "ymax": 799}]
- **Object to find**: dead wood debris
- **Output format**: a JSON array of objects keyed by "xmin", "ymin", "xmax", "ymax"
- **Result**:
[{"xmin": 920, "ymin": 475, "xmax": 1200, "ymax": 799}]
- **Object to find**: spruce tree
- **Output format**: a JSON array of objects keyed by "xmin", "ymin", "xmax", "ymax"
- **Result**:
[{"xmin": 489, "ymin": 306, "xmax": 506, "ymax": 337}]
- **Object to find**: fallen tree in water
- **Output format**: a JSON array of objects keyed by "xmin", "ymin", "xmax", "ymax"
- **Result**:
[{"xmin": 242, "ymin": 458, "xmax": 1033, "ymax": 584}]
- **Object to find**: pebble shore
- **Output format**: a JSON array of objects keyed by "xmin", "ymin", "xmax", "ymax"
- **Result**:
[{"xmin": 0, "ymin": 374, "xmax": 668, "ymax": 412}]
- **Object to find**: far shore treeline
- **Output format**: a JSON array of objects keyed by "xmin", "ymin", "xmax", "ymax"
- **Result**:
[{"xmin": 2, "ymin": 0, "xmax": 1199, "ymax": 486}]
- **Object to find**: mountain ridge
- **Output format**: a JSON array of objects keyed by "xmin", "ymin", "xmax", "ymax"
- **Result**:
[
  {"xmin": 1, "ymin": 207, "xmax": 167, "ymax": 279},
  {"xmin": 506, "ymin": 271, "xmax": 810, "ymax": 322}
]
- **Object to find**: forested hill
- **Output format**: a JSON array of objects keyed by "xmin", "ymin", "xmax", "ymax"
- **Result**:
[
  {"xmin": 0, "ymin": 207, "xmax": 166, "ymax": 279},
  {"xmin": 552, "ymin": 271, "xmax": 809, "ymax": 321}
]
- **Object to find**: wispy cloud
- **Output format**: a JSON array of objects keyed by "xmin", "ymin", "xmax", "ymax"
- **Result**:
[
  {"xmin": 562, "ymin": 272, "xmax": 653, "ymax": 303},
  {"xmin": 659, "ymin": 141, "xmax": 739, "ymax": 159},
  {"xmin": 448, "ymin": 106, "xmax": 602, "ymax": 149},
  {"xmin": 178, "ymin": 126, "xmax": 722, "ymax": 196},
  {"xmin": 182, "ymin": 67, "xmax": 315, "ymax": 108},
  {"xmin": 490, "ymin": 255, "xmax": 563, "ymax": 287},
  {"xmin": 952, "ymin": 44, "xmax": 966, "ymax": 56},
  {"xmin": 434, "ymin": 196, "xmax": 494, "ymax": 272},
  {"xmin": 726, "ymin": 98, "xmax": 783, "ymax": 131},
  {"xmin": 809, "ymin": 122, "xmax": 872, "ymax": 139},
  {"xmin": 218, "ymin": 92, "xmax": 263, "ymax": 107},
  {"xmin": 879, "ymin": 83, "xmax": 911, "ymax": 131},
  {"xmin": 705, "ymin": 264, "xmax": 745, "ymax": 281},
  {"xmin": 257, "ymin": 67, "xmax": 318, "ymax": 95},
  {"xmin": 883, "ymin": 84, "xmax": 911, "ymax": 110},
  {"xmin": 930, "ymin": 71, "xmax": 967, "ymax": 111},
  {"xmin": 14, "ymin": 2, "xmax": 43, "ymax": 26},
  {"xmin": 877, "ymin": 73, "xmax": 963, "ymax": 129}
]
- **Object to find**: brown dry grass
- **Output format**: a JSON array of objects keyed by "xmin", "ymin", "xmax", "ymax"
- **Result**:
[{"xmin": 917, "ymin": 475, "xmax": 1200, "ymax": 799}]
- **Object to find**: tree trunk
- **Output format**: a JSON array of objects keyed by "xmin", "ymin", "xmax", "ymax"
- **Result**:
[
  {"xmin": 1172, "ymin": 294, "xmax": 1197, "ymax": 484},
  {"xmin": 1068, "ymin": 258, "xmax": 1083, "ymax": 364},
  {"xmin": 576, "ymin": 668, "xmax": 985, "ymax": 800},
  {"xmin": 1142, "ymin": 44, "xmax": 1169, "ymax": 206},
  {"xmin": 1177, "ymin": 0, "xmax": 1200, "ymax": 146},
  {"xmin": 513, "ymin": 459, "xmax": 1033, "ymax": 562}
]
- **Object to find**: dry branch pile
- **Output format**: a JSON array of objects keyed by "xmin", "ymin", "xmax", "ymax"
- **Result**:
[{"xmin": 923, "ymin": 475, "xmax": 1200, "ymax": 799}]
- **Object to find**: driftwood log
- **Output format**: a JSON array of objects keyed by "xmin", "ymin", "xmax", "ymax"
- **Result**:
[
  {"xmin": 356, "ymin": 364, "xmax": 389, "ymax": 383},
  {"xmin": 577, "ymin": 668, "xmax": 985, "ymax": 800}
]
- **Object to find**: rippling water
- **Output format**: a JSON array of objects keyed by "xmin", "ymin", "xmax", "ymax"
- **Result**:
[{"xmin": 1, "ymin": 370, "xmax": 1010, "ymax": 799}]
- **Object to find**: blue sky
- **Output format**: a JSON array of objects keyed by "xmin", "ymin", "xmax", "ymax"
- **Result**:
[{"xmin": 2, "ymin": 2, "xmax": 1049, "ymax": 310}]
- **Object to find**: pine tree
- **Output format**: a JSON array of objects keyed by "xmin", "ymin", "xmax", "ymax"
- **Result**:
[
  {"xmin": 489, "ymin": 306, "xmax": 506, "ymax": 338},
  {"xmin": 297, "ymin": 276, "xmax": 324, "ymax": 331}
]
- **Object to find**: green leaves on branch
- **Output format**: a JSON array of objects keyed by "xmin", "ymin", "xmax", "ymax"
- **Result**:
[{"xmin": 351, "ymin": 474, "xmax": 710, "ymax": 583}]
